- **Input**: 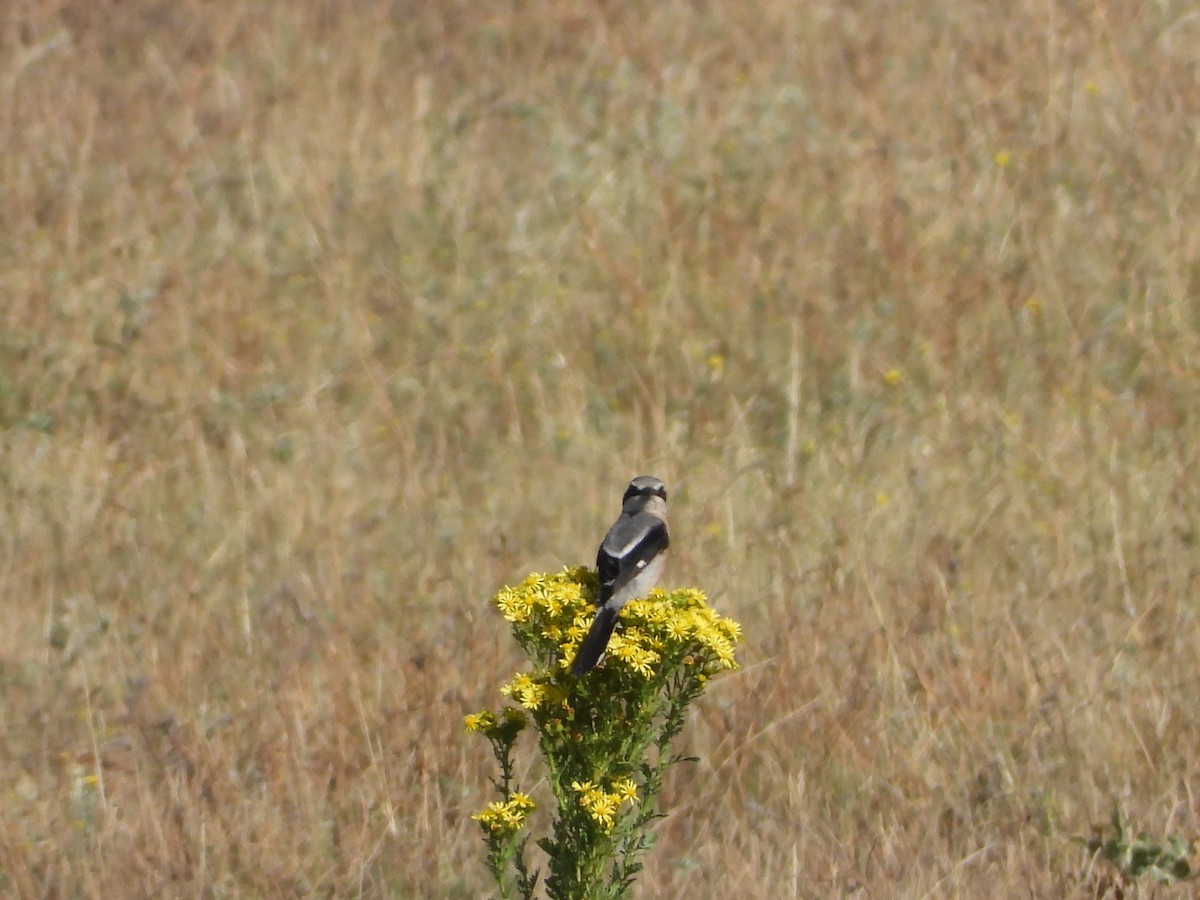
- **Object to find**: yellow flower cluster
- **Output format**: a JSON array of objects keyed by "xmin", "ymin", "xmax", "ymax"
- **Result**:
[
  {"xmin": 570, "ymin": 778, "xmax": 639, "ymax": 831},
  {"xmin": 605, "ymin": 629, "xmax": 660, "ymax": 676},
  {"xmin": 623, "ymin": 591, "xmax": 741, "ymax": 672},
  {"xmin": 463, "ymin": 711, "xmax": 496, "ymax": 732},
  {"xmin": 491, "ymin": 568, "xmax": 741, "ymax": 679},
  {"xmin": 464, "ymin": 707, "xmax": 528, "ymax": 734},
  {"xmin": 472, "ymin": 793, "xmax": 536, "ymax": 833},
  {"xmin": 500, "ymin": 672, "xmax": 549, "ymax": 710},
  {"xmin": 494, "ymin": 569, "xmax": 588, "ymax": 624}
]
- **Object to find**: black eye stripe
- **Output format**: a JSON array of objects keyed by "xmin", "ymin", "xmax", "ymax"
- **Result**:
[{"xmin": 622, "ymin": 476, "xmax": 667, "ymax": 504}]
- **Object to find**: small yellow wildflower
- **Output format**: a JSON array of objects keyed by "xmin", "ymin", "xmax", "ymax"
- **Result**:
[
  {"xmin": 464, "ymin": 711, "xmax": 496, "ymax": 733},
  {"xmin": 624, "ymin": 597, "xmax": 651, "ymax": 616},
  {"xmin": 559, "ymin": 644, "xmax": 579, "ymax": 670},
  {"xmin": 473, "ymin": 801, "xmax": 513, "ymax": 832},
  {"xmin": 883, "ymin": 368, "xmax": 903, "ymax": 386},
  {"xmin": 566, "ymin": 616, "xmax": 590, "ymax": 640},
  {"xmin": 612, "ymin": 777, "xmax": 639, "ymax": 804},
  {"xmin": 665, "ymin": 617, "xmax": 690, "ymax": 640},
  {"xmin": 496, "ymin": 590, "xmax": 533, "ymax": 623},
  {"xmin": 501, "ymin": 672, "xmax": 547, "ymax": 710},
  {"xmin": 472, "ymin": 795, "xmax": 535, "ymax": 833},
  {"xmin": 501, "ymin": 672, "xmax": 534, "ymax": 698},
  {"xmin": 607, "ymin": 642, "xmax": 656, "ymax": 677},
  {"xmin": 588, "ymin": 792, "xmax": 621, "ymax": 829},
  {"xmin": 571, "ymin": 780, "xmax": 622, "ymax": 830},
  {"xmin": 625, "ymin": 596, "xmax": 667, "ymax": 624},
  {"xmin": 994, "ymin": 150, "xmax": 1011, "ymax": 168},
  {"xmin": 623, "ymin": 626, "xmax": 647, "ymax": 644},
  {"xmin": 507, "ymin": 792, "xmax": 536, "ymax": 814},
  {"xmin": 712, "ymin": 639, "xmax": 737, "ymax": 670},
  {"xmin": 632, "ymin": 649, "xmax": 660, "ymax": 677}
]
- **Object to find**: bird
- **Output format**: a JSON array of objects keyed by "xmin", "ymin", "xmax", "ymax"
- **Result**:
[{"xmin": 570, "ymin": 475, "xmax": 670, "ymax": 676}]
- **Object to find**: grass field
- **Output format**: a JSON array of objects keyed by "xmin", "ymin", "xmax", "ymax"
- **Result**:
[{"xmin": 3, "ymin": 1, "xmax": 1200, "ymax": 896}]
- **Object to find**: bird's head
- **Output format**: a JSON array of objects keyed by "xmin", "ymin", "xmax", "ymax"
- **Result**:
[{"xmin": 623, "ymin": 475, "xmax": 667, "ymax": 505}]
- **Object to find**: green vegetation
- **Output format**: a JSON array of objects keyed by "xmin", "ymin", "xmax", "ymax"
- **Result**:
[
  {"xmin": 469, "ymin": 569, "xmax": 739, "ymax": 898},
  {"xmin": 1077, "ymin": 807, "xmax": 1194, "ymax": 891}
]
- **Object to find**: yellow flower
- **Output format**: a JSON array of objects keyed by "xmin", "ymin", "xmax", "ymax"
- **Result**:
[
  {"xmin": 463, "ymin": 711, "xmax": 496, "ymax": 733},
  {"xmin": 994, "ymin": 150, "xmax": 1011, "ymax": 168},
  {"xmin": 501, "ymin": 672, "xmax": 534, "ymax": 697},
  {"xmin": 665, "ymin": 618, "xmax": 690, "ymax": 640},
  {"xmin": 566, "ymin": 616, "xmax": 590, "ymax": 639},
  {"xmin": 588, "ymin": 792, "xmax": 621, "ymax": 829},
  {"xmin": 612, "ymin": 778, "xmax": 639, "ymax": 804},
  {"xmin": 523, "ymin": 683, "xmax": 548, "ymax": 710},
  {"xmin": 473, "ymin": 795, "xmax": 535, "ymax": 833},
  {"xmin": 883, "ymin": 368, "xmax": 903, "ymax": 386},
  {"xmin": 508, "ymin": 792, "xmax": 535, "ymax": 811},
  {"xmin": 473, "ymin": 801, "xmax": 512, "ymax": 832},
  {"xmin": 618, "ymin": 626, "xmax": 645, "ymax": 647},
  {"xmin": 571, "ymin": 780, "xmax": 622, "ymax": 830},
  {"xmin": 489, "ymin": 568, "xmax": 742, "ymax": 681},
  {"xmin": 496, "ymin": 589, "xmax": 533, "ymax": 623},
  {"xmin": 500, "ymin": 794, "xmax": 535, "ymax": 828},
  {"xmin": 501, "ymin": 672, "xmax": 548, "ymax": 710},
  {"xmin": 627, "ymin": 648, "xmax": 659, "ymax": 677},
  {"xmin": 713, "ymin": 640, "xmax": 737, "ymax": 670}
]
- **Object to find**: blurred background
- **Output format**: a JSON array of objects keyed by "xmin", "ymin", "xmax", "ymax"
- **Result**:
[{"xmin": 2, "ymin": 0, "xmax": 1198, "ymax": 895}]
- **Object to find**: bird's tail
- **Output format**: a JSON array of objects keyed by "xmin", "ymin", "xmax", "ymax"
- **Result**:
[{"xmin": 570, "ymin": 606, "xmax": 619, "ymax": 676}]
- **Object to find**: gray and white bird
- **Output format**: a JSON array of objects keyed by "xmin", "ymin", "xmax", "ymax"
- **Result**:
[{"xmin": 570, "ymin": 475, "xmax": 670, "ymax": 676}]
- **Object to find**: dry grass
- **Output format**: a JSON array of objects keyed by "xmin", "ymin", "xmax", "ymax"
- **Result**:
[{"xmin": 3, "ymin": 0, "xmax": 1200, "ymax": 896}]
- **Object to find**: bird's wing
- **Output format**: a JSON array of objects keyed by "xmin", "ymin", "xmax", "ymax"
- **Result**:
[{"xmin": 595, "ymin": 512, "xmax": 669, "ymax": 607}]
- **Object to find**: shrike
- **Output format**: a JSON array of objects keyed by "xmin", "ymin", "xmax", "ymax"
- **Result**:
[{"xmin": 570, "ymin": 476, "xmax": 670, "ymax": 676}]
